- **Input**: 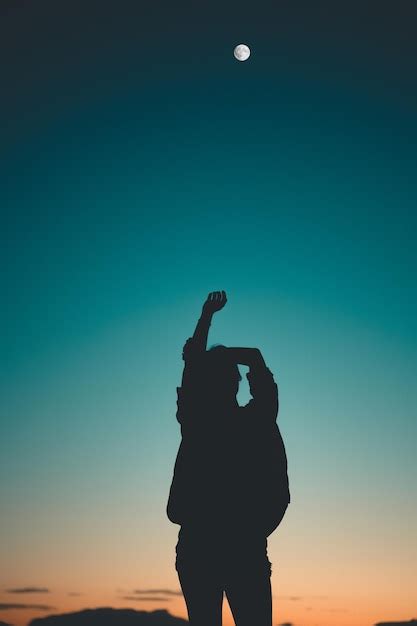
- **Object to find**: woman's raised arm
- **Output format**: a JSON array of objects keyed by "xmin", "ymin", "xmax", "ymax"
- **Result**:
[
  {"xmin": 180, "ymin": 291, "xmax": 228, "ymax": 389},
  {"xmin": 192, "ymin": 290, "xmax": 227, "ymax": 352},
  {"xmin": 182, "ymin": 290, "xmax": 227, "ymax": 361}
]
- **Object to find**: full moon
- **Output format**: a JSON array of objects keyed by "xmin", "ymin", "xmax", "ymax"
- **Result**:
[{"xmin": 234, "ymin": 44, "xmax": 250, "ymax": 61}]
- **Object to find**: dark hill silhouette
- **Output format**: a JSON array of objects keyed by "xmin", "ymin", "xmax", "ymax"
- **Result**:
[
  {"xmin": 28, "ymin": 608, "xmax": 188, "ymax": 626},
  {"xmin": 0, "ymin": 620, "xmax": 14, "ymax": 626},
  {"xmin": 375, "ymin": 621, "xmax": 417, "ymax": 626}
]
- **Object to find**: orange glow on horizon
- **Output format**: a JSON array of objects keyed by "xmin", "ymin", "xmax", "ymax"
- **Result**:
[{"xmin": 2, "ymin": 587, "xmax": 416, "ymax": 626}]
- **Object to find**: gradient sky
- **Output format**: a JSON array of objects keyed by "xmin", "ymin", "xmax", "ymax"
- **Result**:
[{"xmin": 1, "ymin": 2, "xmax": 417, "ymax": 626}]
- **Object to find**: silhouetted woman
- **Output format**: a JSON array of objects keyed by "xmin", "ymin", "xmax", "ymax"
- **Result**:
[{"xmin": 167, "ymin": 291, "xmax": 290, "ymax": 626}]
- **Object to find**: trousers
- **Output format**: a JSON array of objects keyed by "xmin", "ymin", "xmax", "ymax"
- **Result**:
[{"xmin": 175, "ymin": 527, "xmax": 272, "ymax": 626}]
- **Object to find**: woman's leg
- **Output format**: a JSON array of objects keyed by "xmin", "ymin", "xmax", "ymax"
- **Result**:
[
  {"xmin": 223, "ymin": 545, "xmax": 272, "ymax": 626},
  {"xmin": 176, "ymin": 558, "xmax": 224, "ymax": 626}
]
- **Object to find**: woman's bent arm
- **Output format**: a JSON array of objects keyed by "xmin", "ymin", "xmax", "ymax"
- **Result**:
[{"xmin": 225, "ymin": 347, "xmax": 267, "ymax": 369}]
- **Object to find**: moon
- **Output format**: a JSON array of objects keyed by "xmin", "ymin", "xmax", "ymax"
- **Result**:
[{"xmin": 234, "ymin": 44, "xmax": 250, "ymax": 61}]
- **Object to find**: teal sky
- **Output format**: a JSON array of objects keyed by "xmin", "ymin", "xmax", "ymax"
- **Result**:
[{"xmin": 1, "ymin": 2, "xmax": 417, "ymax": 625}]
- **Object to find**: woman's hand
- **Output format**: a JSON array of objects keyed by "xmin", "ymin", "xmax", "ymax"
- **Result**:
[{"xmin": 202, "ymin": 290, "xmax": 227, "ymax": 315}]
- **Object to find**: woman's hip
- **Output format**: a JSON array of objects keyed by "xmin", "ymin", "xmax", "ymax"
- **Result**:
[{"xmin": 175, "ymin": 527, "xmax": 271, "ymax": 576}]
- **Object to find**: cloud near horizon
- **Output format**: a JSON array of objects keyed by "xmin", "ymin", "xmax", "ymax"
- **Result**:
[
  {"xmin": 5, "ymin": 589, "xmax": 50, "ymax": 594},
  {"xmin": 132, "ymin": 590, "xmax": 182, "ymax": 597},
  {"xmin": 121, "ymin": 597, "xmax": 172, "ymax": 602},
  {"xmin": 0, "ymin": 604, "xmax": 55, "ymax": 611}
]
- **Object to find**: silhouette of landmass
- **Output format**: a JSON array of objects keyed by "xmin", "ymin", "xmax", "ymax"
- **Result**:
[
  {"xmin": 375, "ymin": 621, "xmax": 417, "ymax": 626},
  {"xmin": 3, "ymin": 607, "xmax": 417, "ymax": 626},
  {"xmin": 27, "ymin": 608, "xmax": 188, "ymax": 626}
]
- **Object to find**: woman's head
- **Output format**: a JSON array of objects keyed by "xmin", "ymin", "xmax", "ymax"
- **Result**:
[{"xmin": 206, "ymin": 344, "xmax": 241, "ymax": 403}]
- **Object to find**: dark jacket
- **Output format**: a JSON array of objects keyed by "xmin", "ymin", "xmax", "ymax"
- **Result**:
[{"xmin": 166, "ymin": 344, "xmax": 290, "ymax": 537}]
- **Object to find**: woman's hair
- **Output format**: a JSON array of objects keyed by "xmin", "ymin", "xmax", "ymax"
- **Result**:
[{"xmin": 207, "ymin": 344, "xmax": 242, "ymax": 382}]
